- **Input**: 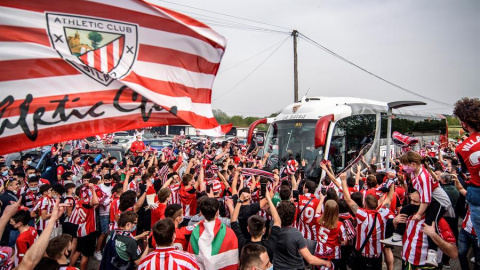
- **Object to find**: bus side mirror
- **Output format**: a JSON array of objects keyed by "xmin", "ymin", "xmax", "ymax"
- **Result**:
[
  {"xmin": 315, "ymin": 114, "xmax": 334, "ymax": 148},
  {"xmin": 247, "ymin": 118, "xmax": 267, "ymax": 144}
]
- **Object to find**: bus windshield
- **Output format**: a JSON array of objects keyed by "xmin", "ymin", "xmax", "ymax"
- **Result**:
[{"xmin": 263, "ymin": 120, "xmax": 324, "ymax": 178}]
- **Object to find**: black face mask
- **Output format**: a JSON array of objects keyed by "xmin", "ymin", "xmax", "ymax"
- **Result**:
[
  {"xmin": 65, "ymin": 249, "xmax": 72, "ymax": 259},
  {"xmin": 104, "ymin": 182, "xmax": 112, "ymax": 187}
]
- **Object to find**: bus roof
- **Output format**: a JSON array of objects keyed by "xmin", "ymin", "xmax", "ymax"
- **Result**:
[{"xmin": 275, "ymin": 96, "xmax": 445, "ymax": 122}]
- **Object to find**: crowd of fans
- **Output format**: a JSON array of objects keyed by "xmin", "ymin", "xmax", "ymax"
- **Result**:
[{"xmin": 0, "ymin": 97, "xmax": 479, "ymax": 270}]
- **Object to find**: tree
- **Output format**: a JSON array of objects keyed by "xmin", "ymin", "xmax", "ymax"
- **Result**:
[{"xmin": 88, "ymin": 31, "xmax": 103, "ymax": 49}]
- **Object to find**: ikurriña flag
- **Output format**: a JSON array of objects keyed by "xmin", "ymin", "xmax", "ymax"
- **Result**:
[{"xmin": 0, "ymin": 0, "xmax": 231, "ymax": 155}]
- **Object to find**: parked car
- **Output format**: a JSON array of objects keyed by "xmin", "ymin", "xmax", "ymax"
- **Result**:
[
  {"xmin": 6, "ymin": 147, "xmax": 55, "ymax": 182},
  {"xmin": 74, "ymin": 145, "xmax": 125, "ymax": 162},
  {"xmin": 144, "ymin": 139, "xmax": 173, "ymax": 151}
]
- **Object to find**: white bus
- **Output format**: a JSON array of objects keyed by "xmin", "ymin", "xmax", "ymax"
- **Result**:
[{"xmin": 248, "ymin": 96, "xmax": 448, "ymax": 180}]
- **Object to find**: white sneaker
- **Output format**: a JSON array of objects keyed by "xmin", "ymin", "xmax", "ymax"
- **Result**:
[
  {"xmin": 425, "ymin": 249, "xmax": 438, "ymax": 267},
  {"xmin": 380, "ymin": 233, "xmax": 403, "ymax": 247},
  {"xmin": 471, "ymin": 257, "xmax": 476, "ymax": 263},
  {"xmin": 93, "ymin": 251, "xmax": 102, "ymax": 261}
]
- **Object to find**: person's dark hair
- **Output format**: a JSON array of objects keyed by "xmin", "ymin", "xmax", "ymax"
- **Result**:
[
  {"xmin": 366, "ymin": 175, "xmax": 377, "ymax": 189},
  {"xmin": 182, "ymin": 174, "xmax": 193, "ymax": 186},
  {"xmin": 61, "ymin": 172, "xmax": 73, "ymax": 180},
  {"xmin": 46, "ymin": 234, "xmax": 72, "ymax": 260},
  {"xmin": 365, "ymin": 194, "xmax": 378, "ymax": 210},
  {"xmin": 325, "ymin": 188, "xmax": 338, "ymax": 203},
  {"xmin": 108, "ymin": 157, "xmax": 117, "ymax": 162},
  {"xmin": 118, "ymin": 211, "xmax": 138, "ymax": 227},
  {"xmin": 239, "ymin": 187, "xmax": 250, "ymax": 198},
  {"xmin": 104, "ymin": 174, "xmax": 112, "ymax": 181},
  {"xmin": 152, "ymin": 219, "xmax": 175, "ymax": 247},
  {"xmin": 165, "ymin": 204, "xmax": 183, "ymax": 219},
  {"xmin": 11, "ymin": 210, "xmax": 31, "ymax": 225},
  {"xmin": 337, "ymin": 199, "xmax": 350, "ymax": 214},
  {"xmin": 39, "ymin": 184, "xmax": 51, "ymax": 195},
  {"xmin": 21, "ymin": 156, "xmax": 31, "ymax": 162},
  {"xmin": 375, "ymin": 172, "xmax": 386, "ymax": 186},
  {"xmin": 65, "ymin": 183, "xmax": 76, "ymax": 193},
  {"xmin": 277, "ymin": 201, "xmax": 295, "ymax": 227},
  {"xmin": 75, "ymin": 185, "xmax": 84, "ymax": 197},
  {"xmin": 304, "ymin": 180, "xmax": 316, "ymax": 194},
  {"xmin": 199, "ymin": 197, "xmax": 219, "ymax": 221},
  {"xmin": 25, "ymin": 166, "xmax": 36, "ymax": 174},
  {"xmin": 113, "ymin": 183, "xmax": 124, "ymax": 194},
  {"xmin": 119, "ymin": 190, "xmax": 137, "ymax": 211},
  {"xmin": 157, "ymin": 188, "xmax": 171, "ymax": 203},
  {"xmin": 247, "ymin": 215, "xmax": 265, "ymax": 238},
  {"xmin": 28, "ymin": 175, "xmax": 39, "ymax": 183},
  {"xmin": 34, "ymin": 257, "xmax": 59, "ymax": 270},
  {"xmin": 240, "ymin": 244, "xmax": 267, "ymax": 270},
  {"xmin": 454, "ymin": 97, "xmax": 480, "ymax": 131},
  {"xmin": 351, "ymin": 192, "xmax": 364, "ymax": 208},
  {"xmin": 222, "ymin": 141, "xmax": 228, "ymax": 148},
  {"xmin": 346, "ymin": 176, "xmax": 356, "ymax": 188},
  {"xmin": 51, "ymin": 184, "xmax": 65, "ymax": 195},
  {"xmin": 279, "ymin": 185, "xmax": 291, "ymax": 201}
]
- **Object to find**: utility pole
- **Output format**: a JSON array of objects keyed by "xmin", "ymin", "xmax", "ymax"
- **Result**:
[{"xmin": 293, "ymin": 30, "xmax": 298, "ymax": 103}]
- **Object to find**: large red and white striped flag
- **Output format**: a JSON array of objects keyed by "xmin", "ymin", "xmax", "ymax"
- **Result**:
[{"xmin": 0, "ymin": 0, "xmax": 231, "ymax": 155}]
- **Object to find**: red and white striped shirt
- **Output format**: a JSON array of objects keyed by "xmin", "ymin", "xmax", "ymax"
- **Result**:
[
  {"xmin": 402, "ymin": 217, "xmax": 455, "ymax": 266},
  {"xmin": 354, "ymin": 206, "xmax": 390, "ymax": 257},
  {"xmin": 168, "ymin": 183, "xmax": 181, "ymax": 205},
  {"xmin": 411, "ymin": 166, "xmax": 438, "ymax": 203},
  {"xmin": 75, "ymin": 199, "xmax": 97, "ymax": 237},
  {"xmin": 33, "ymin": 196, "xmax": 56, "ymax": 231},
  {"xmin": 297, "ymin": 193, "xmax": 320, "ymax": 240},
  {"xmin": 315, "ymin": 221, "xmax": 347, "ymax": 259},
  {"xmin": 462, "ymin": 207, "xmax": 476, "ymax": 236},
  {"xmin": 138, "ymin": 247, "xmax": 200, "ymax": 270}
]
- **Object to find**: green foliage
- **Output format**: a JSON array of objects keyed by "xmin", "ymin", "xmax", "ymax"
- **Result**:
[
  {"xmin": 213, "ymin": 109, "xmax": 273, "ymax": 128},
  {"xmin": 446, "ymin": 115, "xmax": 460, "ymax": 126},
  {"xmin": 88, "ymin": 31, "xmax": 103, "ymax": 49}
]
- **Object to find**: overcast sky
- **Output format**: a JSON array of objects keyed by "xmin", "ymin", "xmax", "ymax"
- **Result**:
[{"xmin": 158, "ymin": 0, "xmax": 480, "ymax": 117}]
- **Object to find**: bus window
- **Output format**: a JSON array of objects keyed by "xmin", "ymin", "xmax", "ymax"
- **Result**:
[
  {"xmin": 328, "ymin": 115, "xmax": 376, "ymax": 174},
  {"xmin": 380, "ymin": 115, "xmax": 447, "ymax": 139}
]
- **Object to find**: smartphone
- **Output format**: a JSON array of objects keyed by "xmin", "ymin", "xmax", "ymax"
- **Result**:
[
  {"xmin": 321, "ymin": 187, "xmax": 327, "ymax": 196},
  {"xmin": 260, "ymin": 182, "xmax": 267, "ymax": 198},
  {"xmin": 206, "ymin": 184, "xmax": 212, "ymax": 193}
]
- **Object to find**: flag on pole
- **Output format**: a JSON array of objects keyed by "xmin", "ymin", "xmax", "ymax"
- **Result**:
[{"xmin": 0, "ymin": 0, "xmax": 231, "ymax": 155}]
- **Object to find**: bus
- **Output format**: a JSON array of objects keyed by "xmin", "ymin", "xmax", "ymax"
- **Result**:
[{"xmin": 248, "ymin": 96, "xmax": 447, "ymax": 181}]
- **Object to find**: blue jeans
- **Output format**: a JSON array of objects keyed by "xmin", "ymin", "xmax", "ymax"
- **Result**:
[
  {"xmin": 458, "ymin": 229, "xmax": 480, "ymax": 270},
  {"xmin": 467, "ymin": 186, "xmax": 480, "ymax": 246}
]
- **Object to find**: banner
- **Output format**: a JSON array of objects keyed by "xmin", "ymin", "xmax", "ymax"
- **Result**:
[{"xmin": 0, "ymin": 0, "xmax": 231, "ymax": 155}]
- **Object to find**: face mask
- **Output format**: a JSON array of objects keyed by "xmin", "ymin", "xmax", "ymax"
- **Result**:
[
  {"xmin": 266, "ymin": 265, "xmax": 273, "ymax": 270},
  {"xmin": 27, "ymin": 160, "xmax": 32, "ymax": 165},
  {"xmin": 113, "ymin": 161, "xmax": 117, "ymax": 165},
  {"xmin": 136, "ymin": 178, "xmax": 141, "ymax": 182},
  {"xmin": 58, "ymin": 157, "xmax": 63, "ymax": 162},
  {"xmin": 2, "ymin": 171, "xmax": 8, "ymax": 176},
  {"xmin": 52, "ymin": 195, "xmax": 58, "ymax": 199},
  {"xmin": 150, "ymin": 178, "xmax": 155, "ymax": 184},
  {"xmin": 100, "ymin": 159, "xmax": 104, "ymax": 163},
  {"xmin": 402, "ymin": 165, "xmax": 415, "ymax": 174},
  {"xmin": 65, "ymin": 250, "xmax": 72, "ymax": 259},
  {"xmin": 88, "ymin": 162, "xmax": 93, "ymax": 166},
  {"xmin": 67, "ymin": 157, "xmax": 72, "ymax": 162},
  {"xmin": 130, "ymin": 224, "xmax": 137, "ymax": 232},
  {"xmin": 29, "ymin": 187, "xmax": 39, "ymax": 192},
  {"xmin": 104, "ymin": 182, "xmax": 111, "ymax": 187}
]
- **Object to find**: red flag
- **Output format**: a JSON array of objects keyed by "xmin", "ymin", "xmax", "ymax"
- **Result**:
[{"xmin": 0, "ymin": 0, "xmax": 231, "ymax": 155}]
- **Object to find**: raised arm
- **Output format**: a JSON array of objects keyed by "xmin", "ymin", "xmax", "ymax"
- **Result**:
[
  {"xmin": 123, "ymin": 170, "xmax": 132, "ymax": 192},
  {"xmin": 340, "ymin": 173, "xmax": 359, "ymax": 214},
  {"xmin": 265, "ymin": 189, "xmax": 281, "ymax": 227},
  {"xmin": 232, "ymin": 167, "xmax": 242, "ymax": 196}
]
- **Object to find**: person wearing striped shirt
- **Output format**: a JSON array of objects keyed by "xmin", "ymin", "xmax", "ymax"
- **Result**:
[
  {"xmin": 340, "ymin": 172, "xmax": 394, "ymax": 270},
  {"xmin": 139, "ymin": 219, "xmax": 199, "ymax": 270}
]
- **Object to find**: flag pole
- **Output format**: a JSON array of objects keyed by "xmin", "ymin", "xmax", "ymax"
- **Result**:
[{"xmin": 293, "ymin": 30, "xmax": 298, "ymax": 102}]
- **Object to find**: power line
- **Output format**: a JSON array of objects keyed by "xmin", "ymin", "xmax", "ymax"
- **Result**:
[
  {"xmin": 219, "ymin": 37, "xmax": 291, "ymax": 74},
  {"xmin": 158, "ymin": 0, "xmax": 292, "ymax": 32},
  {"xmin": 298, "ymin": 33, "xmax": 453, "ymax": 107},
  {"xmin": 213, "ymin": 36, "xmax": 290, "ymax": 101}
]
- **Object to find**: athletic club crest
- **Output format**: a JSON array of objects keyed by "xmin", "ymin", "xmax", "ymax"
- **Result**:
[
  {"xmin": 292, "ymin": 104, "xmax": 301, "ymax": 113},
  {"xmin": 46, "ymin": 13, "xmax": 138, "ymax": 86}
]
